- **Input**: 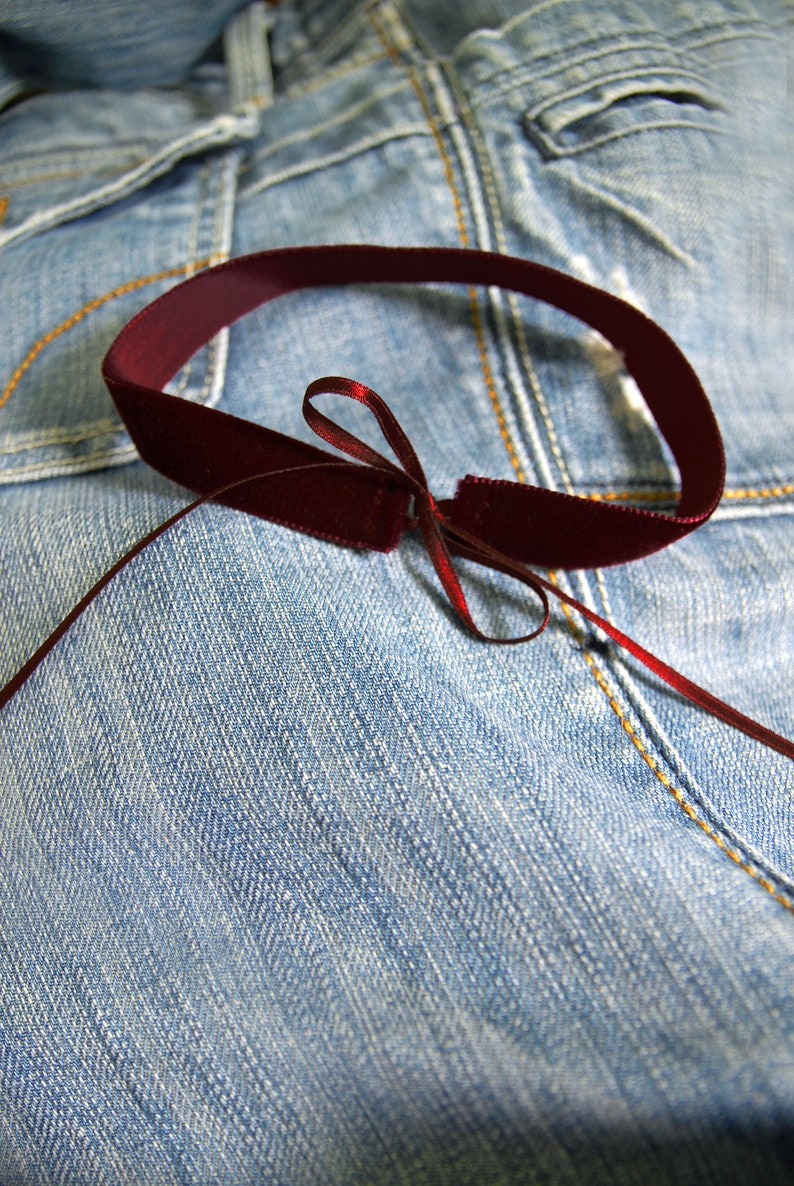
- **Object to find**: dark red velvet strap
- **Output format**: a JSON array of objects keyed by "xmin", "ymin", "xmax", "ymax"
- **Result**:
[
  {"xmin": 101, "ymin": 245, "xmax": 725, "ymax": 568},
  {"xmin": 2, "ymin": 245, "xmax": 791, "ymax": 762}
]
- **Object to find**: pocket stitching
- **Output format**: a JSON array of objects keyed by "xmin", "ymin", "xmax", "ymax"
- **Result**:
[
  {"xmin": 0, "ymin": 259, "xmax": 221, "ymax": 418},
  {"xmin": 524, "ymin": 111, "xmax": 722, "ymax": 161},
  {"xmin": 481, "ymin": 34, "xmax": 715, "ymax": 107},
  {"xmin": 525, "ymin": 65, "xmax": 720, "ymax": 125},
  {"xmin": 550, "ymin": 572, "xmax": 794, "ymax": 916}
]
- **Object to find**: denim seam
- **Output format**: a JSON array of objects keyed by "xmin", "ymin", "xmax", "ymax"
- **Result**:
[
  {"xmin": 517, "ymin": 63, "xmax": 715, "ymax": 115},
  {"xmin": 1, "ymin": 150, "xmax": 236, "ymax": 472},
  {"xmin": 723, "ymin": 485, "xmax": 794, "ymax": 502},
  {"xmin": 680, "ymin": 24, "xmax": 780, "ymax": 54},
  {"xmin": 463, "ymin": 17, "xmax": 772, "ymax": 105},
  {"xmin": 166, "ymin": 153, "xmax": 232, "ymax": 409},
  {"xmin": 558, "ymin": 171, "xmax": 696, "ymax": 266},
  {"xmin": 443, "ymin": 61, "xmax": 577, "ymax": 497},
  {"xmin": 249, "ymin": 75, "xmax": 413, "ymax": 167},
  {"xmin": 166, "ymin": 164, "xmax": 212, "ymax": 399},
  {"xmin": 372, "ymin": 2, "xmax": 534, "ymax": 491},
  {"xmin": 283, "ymin": 50, "xmax": 388, "ymax": 99},
  {"xmin": 0, "ymin": 446, "xmax": 139, "ymax": 482},
  {"xmin": 587, "ymin": 485, "xmax": 794, "ymax": 505},
  {"xmin": 190, "ymin": 149, "xmax": 239, "ymax": 411},
  {"xmin": 489, "ymin": 54, "xmax": 716, "ymax": 109},
  {"xmin": 469, "ymin": 49, "xmax": 693, "ymax": 108},
  {"xmin": 238, "ymin": 122, "xmax": 432, "ymax": 201},
  {"xmin": 1, "ymin": 163, "xmax": 143, "ymax": 192},
  {"xmin": 548, "ymin": 572, "xmax": 794, "ymax": 915},
  {"xmin": 370, "ymin": 2, "xmax": 528, "ymax": 493},
  {"xmin": 0, "ymin": 420, "xmax": 122, "ymax": 452},
  {"xmin": 369, "ymin": 7, "xmax": 468, "ymax": 242},
  {"xmin": 593, "ymin": 566, "xmax": 618, "ymax": 630},
  {"xmin": 427, "ymin": 59, "xmax": 554, "ymax": 492},
  {"xmin": 0, "ymin": 108, "xmax": 259, "ymax": 254},
  {"xmin": 284, "ymin": 0, "xmax": 377, "ymax": 77},
  {"xmin": 170, "ymin": 281, "xmax": 222, "ymax": 409},
  {"xmin": 527, "ymin": 117, "xmax": 722, "ymax": 160},
  {"xmin": 0, "ymin": 144, "xmax": 147, "ymax": 185},
  {"xmin": 433, "ymin": 54, "xmax": 646, "ymax": 820},
  {"xmin": 0, "ymin": 257, "xmax": 222, "ymax": 418}
]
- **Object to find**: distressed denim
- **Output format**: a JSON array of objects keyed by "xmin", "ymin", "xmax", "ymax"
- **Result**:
[{"xmin": 1, "ymin": 2, "xmax": 793, "ymax": 1182}]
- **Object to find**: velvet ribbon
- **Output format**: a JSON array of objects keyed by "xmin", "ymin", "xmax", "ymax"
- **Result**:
[{"xmin": 1, "ymin": 245, "xmax": 791, "ymax": 761}]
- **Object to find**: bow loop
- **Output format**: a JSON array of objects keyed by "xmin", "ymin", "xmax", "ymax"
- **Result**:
[
  {"xmin": 303, "ymin": 375, "xmax": 551, "ymax": 645},
  {"xmin": 303, "ymin": 375, "xmax": 428, "ymax": 493}
]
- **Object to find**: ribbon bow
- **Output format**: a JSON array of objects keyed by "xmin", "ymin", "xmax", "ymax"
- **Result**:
[{"xmin": 303, "ymin": 374, "xmax": 551, "ymax": 644}]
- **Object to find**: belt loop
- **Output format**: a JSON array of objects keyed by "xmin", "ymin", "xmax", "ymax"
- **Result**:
[{"xmin": 224, "ymin": 1, "xmax": 276, "ymax": 113}]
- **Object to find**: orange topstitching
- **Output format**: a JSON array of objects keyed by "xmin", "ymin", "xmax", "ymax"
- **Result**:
[
  {"xmin": 0, "ymin": 256, "xmax": 223, "ymax": 414},
  {"xmin": 588, "ymin": 485, "xmax": 794, "ymax": 503},
  {"xmin": 369, "ymin": 5, "xmax": 527, "ymax": 484}
]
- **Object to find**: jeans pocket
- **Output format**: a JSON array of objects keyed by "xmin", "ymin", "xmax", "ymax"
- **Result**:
[
  {"xmin": 0, "ymin": 138, "xmax": 241, "ymax": 485},
  {"xmin": 522, "ymin": 70, "xmax": 724, "ymax": 160},
  {"xmin": 0, "ymin": 3, "xmax": 278, "ymax": 485}
]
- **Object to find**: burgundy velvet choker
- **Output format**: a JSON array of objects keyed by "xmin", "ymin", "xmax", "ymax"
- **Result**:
[{"xmin": 2, "ymin": 245, "xmax": 791, "ymax": 761}]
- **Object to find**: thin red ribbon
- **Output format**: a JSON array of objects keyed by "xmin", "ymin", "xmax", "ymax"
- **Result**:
[{"xmin": 1, "ymin": 245, "xmax": 791, "ymax": 762}]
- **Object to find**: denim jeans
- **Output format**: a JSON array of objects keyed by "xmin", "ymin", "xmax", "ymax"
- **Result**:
[{"xmin": 1, "ymin": 2, "xmax": 792, "ymax": 1182}]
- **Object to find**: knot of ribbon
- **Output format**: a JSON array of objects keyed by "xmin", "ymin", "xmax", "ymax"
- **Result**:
[
  {"xmin": 302, "ymin": 374, "xmax": 551, "ymax": 645},
  {"xmin": 1, "ymin": 244, "xmax": 791, "ymax": 765}
]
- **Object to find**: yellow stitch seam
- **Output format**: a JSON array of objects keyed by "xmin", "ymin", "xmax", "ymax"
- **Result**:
[
  {"xmin": 369, "ymin": 11, "xmax": 468, "ymax": 242},
  {"xmin": 588, "ymin": 484, "xmax": 794, "ymax": 504},
  {"xmin": 1, "ymin": 168, "xmax": 97, "ymax": 191},
  {"xmin": 468, "ymin": 292, "xmax": 526, "ymax": 480},
  {"xmin": 285, "ymin": 51, "xmax": 389, "ymax": 99},
  {"xmin": 388, "ymin": 40, "xmax": 466, "ymax": 237},
  {"xmin": 452, "ymin": 90, "xmax": 568, "ymax": 489},
  {"xmin": 167, "ymin": 165, "xmax": 211, "ymax": 396},
  {"xmin": 0, "ymin": 256, "xmax": 217, "ymax": 412},
  {"xmin": 723, "ymin": 484, "xmax": 794, "ymax": 500},
  {"xmin": 370, "ymin": 7, "xmax": 528, "ymax": 483},
  {"xmin": 551, "ymin": 569, "xmax": 794, "ymax": 914},
  {"xmin": 443, "ymin": 28, "xmax": 790, "ymax": 513},
  {"xmin": 587, "ymin": 490, "xmax": 672, "ymax": 503},
  {"xmin": 3, "ymin": 444, "xmax": 137, "ymax": 479},
  {"xmin": 0, "ymin": 158, "xmax": 144, "ymax": 191}
]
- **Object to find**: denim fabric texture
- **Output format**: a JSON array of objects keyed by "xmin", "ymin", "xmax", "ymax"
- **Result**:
[{"xmin": 1, "ymin": 2, "xmax": 793, "ymax": 1182}]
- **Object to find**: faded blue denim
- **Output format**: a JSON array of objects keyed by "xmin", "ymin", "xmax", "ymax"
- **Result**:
[{"xmin": 1, "ymin": 1, "xmax": 793, "ymax": 1182}]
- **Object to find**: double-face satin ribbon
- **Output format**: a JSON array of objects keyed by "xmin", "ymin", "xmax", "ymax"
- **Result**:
[{"xmin": 1, "ymin": 245, "xmax": 791, "ymax": 761}]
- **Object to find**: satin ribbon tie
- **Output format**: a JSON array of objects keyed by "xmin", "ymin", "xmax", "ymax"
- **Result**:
[{"xmin": 303, "ymin": 374, "xmax": 550, "ymax": 644}]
